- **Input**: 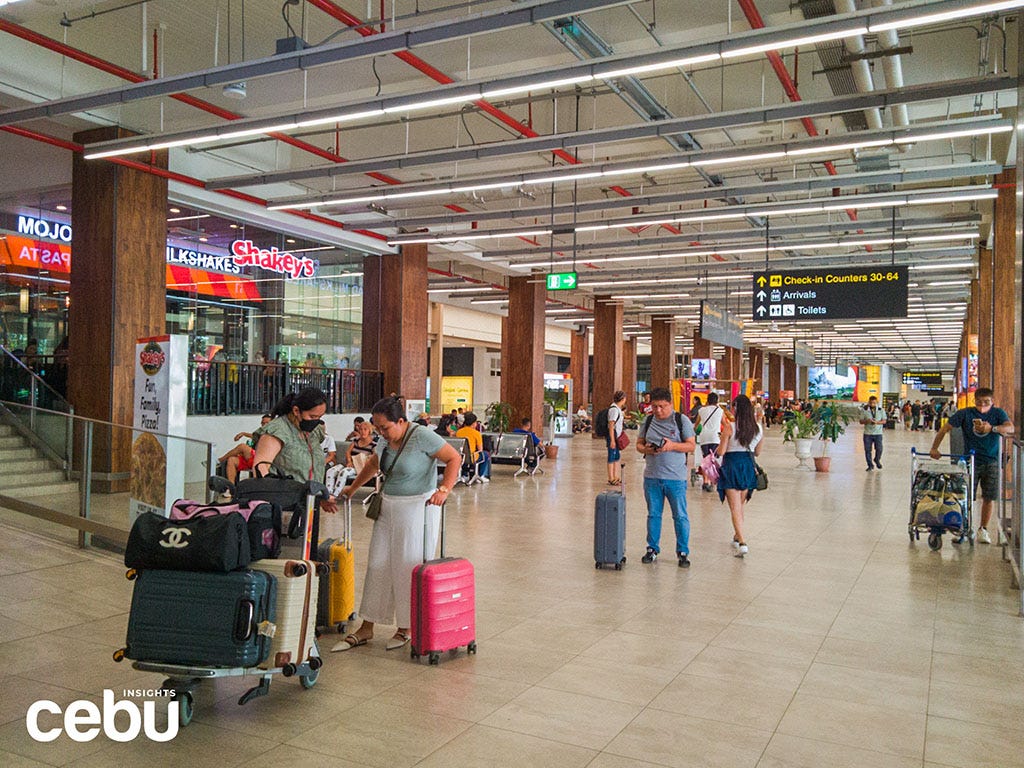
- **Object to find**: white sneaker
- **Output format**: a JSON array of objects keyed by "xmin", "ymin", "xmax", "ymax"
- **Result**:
[
  {"xmin": 998, "ymin": 528, "xmax": 1008, "ymax": 546},
  {"xmin": 481, "ymin": 476, "xmax": 490, "ymax": 483},
  {"xmin": 977, "ymin": 527, "xmax": 992, "ymax": 544},
  {"xmin": 731, "ymin": 538, "xmax": 740, "ymax": 549},
  {"xmin": 735, "ymin": 544, "xmax": 748, "ymax": 557}
]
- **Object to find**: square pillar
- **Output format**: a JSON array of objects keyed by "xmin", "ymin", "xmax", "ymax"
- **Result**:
[
  {"xmin": 570, "ymin": 325, "xmax": 591, "ymax": 411},
  {"xmin": 70, "ymin": 127, "xmax": 169, "ymax": 492},
  {"xmin": 650, "ymin": 316, "xmax": 675, "ymax": 390},
  {"xmin": 748, "ymin": 346, "xmax": 764, "ymax": 392},
  {"xmin": 783, "ymin": 357, "xmax": 797, "ymax": 394},
  {"xmin": 622, "ymin": 337, "xmax": 637, "ymax": 409},
  {"xmin": 593, "ymin": 297, "xmax": 623, "ymax": 424},
  {"xmin": 692, "ymin": 330, "xmax": 711, "ymax": 359},
  {"xmin": 768, "ymin": 352, "xmax": 782, "ymax": 400},
  {"xmin": 993, "ymin": 169, "xmax": 1019, "ymax": 424},
  {"xmin": 429, "ymin": 303, "xmax": 444, "ymax": 415},
  {"xmin": 501, "ymin": 275, "xmax": 545, "ymax": 428},
  {"xmin": 362, "ymin": 244, "xmax": 428, "ymax": 400}
]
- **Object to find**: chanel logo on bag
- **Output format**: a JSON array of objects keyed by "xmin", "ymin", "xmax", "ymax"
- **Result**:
[{"xmin": 159, "ymin": 528, "xmax": 191, "ymax": 549}]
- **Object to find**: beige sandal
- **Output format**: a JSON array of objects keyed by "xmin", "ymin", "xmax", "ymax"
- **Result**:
[
  {"xmin": 385, "ymin": 631, "xmax": 411, "ymax": 651},
  {"xmin": 331, "ymin": 634, "xmax": 368, "ymax": 653}
]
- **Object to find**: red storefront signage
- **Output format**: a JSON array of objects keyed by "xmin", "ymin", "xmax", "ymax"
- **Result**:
[
  {"xmin": 230, "ymin": 239, "xmax": 316, "ymax": 279},
  {"xmin": 0, "ymin": 234, "xmax": 71, "ymax": 273}
]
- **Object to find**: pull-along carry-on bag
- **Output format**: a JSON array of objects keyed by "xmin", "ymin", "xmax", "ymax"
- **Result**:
[
  {"xmin": 122, "ymin": 568, "xmax": 276, "ymax": 667},
  {"xmin": 124, "ymin": 511, "xmax": 251, "ymax": 572},
  {"xmin": 410, "ymin": 502, "xmax": 477, "ymax": 665},
  {"xmin": 170, "ymin": 498, "xmax": 282, "ymax": 560},
  {"xmin": 249, "ymin": 558, "xmax": 325, "ymax": 672},
  {"xmin": 594, "ymin": 463, "xmax": 626, "ymax": 569},
  {"xmin": 317, "ymin": 497, "xmax": 356, "ymax": 634}
]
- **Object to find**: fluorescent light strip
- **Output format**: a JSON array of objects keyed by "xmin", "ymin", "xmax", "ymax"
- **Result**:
[
  {"xmin": 317, "ymin": 127, "xmax": 1007, "ymax": 214},
  {"xmin": 427, "ymin": 286, "xmax": 498, "ymax": 293},
  {"xmin": 167, "ymin": 214, "xmax": 211, "ymax": 222},
  {"xmin": 85, "ymin": 2, "xmax": 1024, "ymax": 161},
  {"xmin": 398, "ymin": 229, "xmax": 551, "ymax": 244}
]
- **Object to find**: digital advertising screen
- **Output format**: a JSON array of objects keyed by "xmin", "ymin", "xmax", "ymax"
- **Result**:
[{"xmin": 808, "ymin": 365, "xmax": 859, "ymax": 400}]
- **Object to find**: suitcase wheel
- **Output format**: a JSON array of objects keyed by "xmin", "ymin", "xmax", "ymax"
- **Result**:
[
  {"xmin": 125, "ymin": 569, "xmax": 138, "ymax": 581},
  {"xmin": 112, "ymin": 648, "xmax": 126, "ymax": 663},
  {"xmin": 177, "ymin": 692, "xmax": 194, "ymax": 727},
  {"xmin": 300, "ymin": 668, "xmax": 319, "ymax": 689},
  {"xmin": 282, "ymin": 663, "xmax": 297, "ymax": 677},
  {"xmin": 614, "ymin": 563, "xmax": 623, "ymax": 571},
  {"xmin": 315, "ymin": 562, "xmax": 330, "ymax": 577},
  {"xmin": 308, "ymin": 656, "xmax": 323, "ymax": 671},
  {"xmin": 410, "ymin": 650, "xmax": 419, "ymax": 660},
  {"xmin": 428, "ymin": 652, "xmax": 440, "ymax": 665},
  {"xmin": 595, "ymin": 562, "xmax": 602, "ymax": 569},
  {"xmin": 467, "ymin": 641, "xmax": 477, "ymax": 655}
]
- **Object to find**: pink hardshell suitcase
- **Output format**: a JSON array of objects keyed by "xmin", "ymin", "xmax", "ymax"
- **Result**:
[{"xmin": 410, "ymin": 504, "xmax": 477, "ymax": 665}]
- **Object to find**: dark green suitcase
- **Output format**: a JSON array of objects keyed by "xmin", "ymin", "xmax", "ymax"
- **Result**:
[{"xmin": 125, "ymin": 569, "xmax": 276, "ymax": 667}]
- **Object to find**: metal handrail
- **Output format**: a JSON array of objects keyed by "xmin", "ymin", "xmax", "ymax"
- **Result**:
[
  {"xmin": 1000, "ymin": 436, "xmax": 1022, "ymax": 617},
  {"xmin": 0, "ymin": 344, "xmax": 71, "ymax": 414},
  {"xmin": 0, "ymin": 400, "xmax": 214, "ymax": 550}
]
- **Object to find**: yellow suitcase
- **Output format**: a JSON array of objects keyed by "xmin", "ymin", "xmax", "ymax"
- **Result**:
[{"xmin": 316, "ymin": 499, "xmax": 355, "ymax": 633}]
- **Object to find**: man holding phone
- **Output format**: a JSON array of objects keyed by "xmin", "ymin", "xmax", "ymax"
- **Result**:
[
  {"xmin": 861, "ymin": 396, "xmax": 887, "ymax": 471},
  {"xmin": 637, "ymin": 388, "xmax": 697, "ymax": 568},
  {"xmin": 931, "ymin": 388, "xmax": 1014, "ymax": 543}
]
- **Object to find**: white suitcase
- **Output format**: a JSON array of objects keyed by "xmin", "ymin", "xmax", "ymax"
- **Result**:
[{"xmin": 250, "ymin": 559, "xmax": 321, "ymax": 671}]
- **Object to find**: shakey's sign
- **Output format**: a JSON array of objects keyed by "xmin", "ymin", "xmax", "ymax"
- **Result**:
[{"xmin": 230, "ymin": 240, "xmax": 317, "ymax": 279}]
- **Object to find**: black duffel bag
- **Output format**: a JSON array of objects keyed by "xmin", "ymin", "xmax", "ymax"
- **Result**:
[
  {"xmin": 125, "ymin": 511, "xmax": 251, "ymax": 572},
  {"xmin": 235, "ymin": 463, "xmax": 310, "ymax": 539}
]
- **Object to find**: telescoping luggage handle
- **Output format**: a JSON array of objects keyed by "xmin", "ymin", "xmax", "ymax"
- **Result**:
[
  {"xmin": 301, "ymin": 481, "xmax": 330, "ymax": 561},
  {"xmin": 423, "ymin": 501, "xmax": 446, "ymax": 563}
]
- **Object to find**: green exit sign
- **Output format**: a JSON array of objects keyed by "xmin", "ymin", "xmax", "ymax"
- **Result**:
[{"xmin": 546, "ymin": 271, "xmax": 578, "ymax": 291}]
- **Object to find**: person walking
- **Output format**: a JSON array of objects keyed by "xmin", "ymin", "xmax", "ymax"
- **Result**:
[
  {"xmin": 715, "ymin": 395, "xmax": 763, "ymax": 558},
  {"xmin": 636, "ymin": 387, "xmax": 696, "ymax": 568},
  {"xmin": 931, "ymin": 388, "xmax": 1015, "ymax": 543},
  {"xmin": 910, "ymin": 401, "xmax": 922, "ymax": 431},
  {"xmin": 861, "ymin": 396, "xmax": 887, "ymax": 471},
  {"xmin": 695, "ymin": 392, "xmax": 726, "ymax": 492}
]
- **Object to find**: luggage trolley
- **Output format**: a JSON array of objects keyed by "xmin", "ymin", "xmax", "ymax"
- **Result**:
[
  {"xmin": 909, "ymin": 447, "xmax": 974, "ymax": 551},
  {"xmin": 113, "ymin": 479, "xmax": 331, "ymax": 727}
]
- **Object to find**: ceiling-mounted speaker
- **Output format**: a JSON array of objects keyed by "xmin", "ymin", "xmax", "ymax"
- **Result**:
[
  {"xmin": 223, "ymin": 82, "xmax": 247, "ymax": 99},
  {"xmin": 575, "ymin": 325, "xmax": 588, "ymax": 336}
]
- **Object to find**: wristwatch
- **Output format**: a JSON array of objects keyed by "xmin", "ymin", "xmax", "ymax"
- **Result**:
[{"xmin": 437, "ymin": 485, "xmax": 451, "ymax": 494}]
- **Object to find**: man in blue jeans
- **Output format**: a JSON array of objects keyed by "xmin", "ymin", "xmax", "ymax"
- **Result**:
[{"xmin": 636, "ymin": 387, "xmax": 697, "ymax": 568}]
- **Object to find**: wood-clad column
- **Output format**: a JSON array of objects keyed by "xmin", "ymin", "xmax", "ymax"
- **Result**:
[
  {"xmin": 569, "ymin": 325, "xmax": 590, "ymax": 411},
  {"xmin": 650, "ymin": 316, "xmax": 675, "ymax": 389},
  {"xmin": 718, "ymin": 346, "xmax": 734, "ymax": 380},
  {"xmin": 501, "ymin": 275, "xmax": 545, "ymax": 428},
  {"xmin": 798, "ymin": 366, "xmax": 809, "ymax": 399},
  {"xmin": 977, "ymin": 247, "xmax": 994, "ymax": 387},
  {"xmin": 593, "ymin": 297, "xmax": 623, "ymax": 433},
  {"xmin": 992, "ymin": 169, "xmax": 1018, "ymax": 423},
  {"xmin": 70, "ymin": 127, "xmax": 168, "ymax": 492},
  {"xmin": 748, "ymin": 347, "xmax": 764, "ymax": 392},
  {"xmin": 692, "ymin": 329, "xmax": 711, "ymax": 359},
  {"xmin": 428, "ymin": 303, "xmax": 444, "ymax": 415},
  {"xmin": 783, "ymin": 356, "xmax": 797, "ymax": 395},
  {"xmin": 768, "ymin": 352, "xmax": 782, "ymax": 400},
  {"xmin": 362, "ymin": 244, "xmax": 428, "ymax": 400},
  {"xmin": 622, "ymin": 338, "xmax": 637, "ymax": 409}
]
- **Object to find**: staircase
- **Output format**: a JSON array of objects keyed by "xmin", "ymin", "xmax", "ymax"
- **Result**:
[{"xmin": 0, "ymin": 423, "xmax": 79, "ymax": 498}]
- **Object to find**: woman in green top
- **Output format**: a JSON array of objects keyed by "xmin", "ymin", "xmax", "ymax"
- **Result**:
[
  {"xmin": 336, "ymin": 397, "xmax": 461, "ymax": 652},
  {"xmin": 253, "ymin": 388, "xmax": 338, "ymax": 514}
]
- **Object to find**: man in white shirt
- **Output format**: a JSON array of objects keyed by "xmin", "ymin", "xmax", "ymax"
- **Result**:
[
  {"xmin": 695, "ymin": 392, "xmax": 725, "ymax": 491},
  {"xmin": 861, "ymin": 396, "xmax": 886, "ymax": 471}
]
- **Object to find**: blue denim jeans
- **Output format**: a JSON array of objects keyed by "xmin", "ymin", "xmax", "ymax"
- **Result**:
[
  {"xmin": 643, "ymin": 477, "xmax": 689, "ymax": 556},
  {"xmin": 863, "ymin": 434, "xmax": 883, "ymax": 468}
]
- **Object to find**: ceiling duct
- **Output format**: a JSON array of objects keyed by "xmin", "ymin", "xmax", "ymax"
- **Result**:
[{"xmin": 800, "ymin": 0, "xmax": 870, "ymax": 131}]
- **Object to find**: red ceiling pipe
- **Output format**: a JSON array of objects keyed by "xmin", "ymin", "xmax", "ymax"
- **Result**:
[
  {"xmin": 0, "ymin": 125, "xmax": 389, "ymax": 242},
  {"xmin": 734, "ymin": 0, "xmax": 860, "ymax": 225}
]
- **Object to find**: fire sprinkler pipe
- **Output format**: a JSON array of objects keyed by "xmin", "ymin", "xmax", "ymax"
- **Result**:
[{"xmin": 873, "ymin": 0, "xmax": 910, "ymax": 127}]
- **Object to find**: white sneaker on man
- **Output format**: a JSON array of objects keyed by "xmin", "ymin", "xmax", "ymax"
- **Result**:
[{"xmin": 977, "ymin": 527, "xmax": 992, "ymax": 544}]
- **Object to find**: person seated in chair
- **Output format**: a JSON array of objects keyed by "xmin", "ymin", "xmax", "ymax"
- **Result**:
[
  {"xmin": 218, "ymin": 414, "xmax": 272, "ymax": 483},
  {"xmin": 456, "ymin": 412, "xmax": 491, "ymax": 482},
  {"xmin": 513, "ymin": 417, "xmax": 543, "ymax": 469}
]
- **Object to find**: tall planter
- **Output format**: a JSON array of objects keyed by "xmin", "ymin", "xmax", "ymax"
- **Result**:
[{"xmin": 794, "ymin": 438, "xmax": 814, "ymax": 470}]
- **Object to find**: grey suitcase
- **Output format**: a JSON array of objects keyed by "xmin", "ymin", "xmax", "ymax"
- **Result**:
[
  {"xmin": 123, "ymin": 568, "xmax": 276, "ymax": 667},
  {"xmin": 594, "ymin": 489, "xmax": 626, "ymax": 569}
]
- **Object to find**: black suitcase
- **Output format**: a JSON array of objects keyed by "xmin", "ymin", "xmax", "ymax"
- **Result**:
[
  {"xmin": 125, "ymin": 511, "xmax": 251, "ymax": 572},
  {"xmin": 594, "ymin": 490, "xmax": 626, "ymax": 569},
  {"xmin": 124, "ymin": 569, "xmax": 276, "ymax": 667}
]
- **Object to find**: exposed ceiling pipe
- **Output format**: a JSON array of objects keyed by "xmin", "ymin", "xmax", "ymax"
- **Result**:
[
  {"xmin": 835, "ymin": 0, "xmax": 884, "ymax": 130},
  {"xmin": 873, "ymin": 0, "xmax": 911, "ymax": 127},
  {"xmin": 735, "ymin": 0, "xmax": 862, "ymax": 230}
]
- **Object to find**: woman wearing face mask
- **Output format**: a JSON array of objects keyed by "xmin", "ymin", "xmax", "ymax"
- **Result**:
[{"xmin": 253, "ymin": 388, "xmax": 338, "ymax": 514}]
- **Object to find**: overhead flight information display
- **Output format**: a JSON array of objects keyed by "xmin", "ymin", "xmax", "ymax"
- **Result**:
[{"xmin": 752, "ymin": 266, "xmax": 908, "ymax": 321}]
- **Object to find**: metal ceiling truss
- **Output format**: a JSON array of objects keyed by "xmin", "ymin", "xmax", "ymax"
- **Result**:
[
  {"xmin": 0, "ymin": 0, "xmax": 637, "ymax": 127},
  {"xmin": 391, "ymin": 163, "xmax": 997, "ymax": 231},
  {"xmin": 208, "ymin": 76, "xmax": 1013, "ymax": 191}
]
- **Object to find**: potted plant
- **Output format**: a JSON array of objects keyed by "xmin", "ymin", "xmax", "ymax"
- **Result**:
[
  {"xmin": 624, "ymin": 410, "xmax": 644, "ymax": 430},
  {"xmin": 782, "ymin": 410, "xmax": 818, "ymax": 470},
  {"xmin": 484, "ymin": 401, "xmax": 514, "ymax": 433},
  {"xmin": 812, "ymin": 402, "xmax": 852, "ymax": 472}
]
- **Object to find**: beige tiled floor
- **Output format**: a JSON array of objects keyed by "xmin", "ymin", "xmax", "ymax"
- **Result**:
[{"xmin": 1, "ymin": 428, "xmax": 1024, "ymax": 766}]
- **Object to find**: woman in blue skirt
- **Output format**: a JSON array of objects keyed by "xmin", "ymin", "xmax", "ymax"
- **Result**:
[{"xmin": 716, "ymin": 395, "xmax": 763, "ymax": 558}]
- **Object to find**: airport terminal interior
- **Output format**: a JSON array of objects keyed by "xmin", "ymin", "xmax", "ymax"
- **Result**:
[{"xmin": 2, "ymin": 0, "xmax": 1024, "ymax": 764}]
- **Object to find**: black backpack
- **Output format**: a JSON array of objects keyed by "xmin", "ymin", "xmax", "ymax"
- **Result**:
[{"xmin": 594, "ymin": 408, "xmax": 611, "ymax": 438}]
